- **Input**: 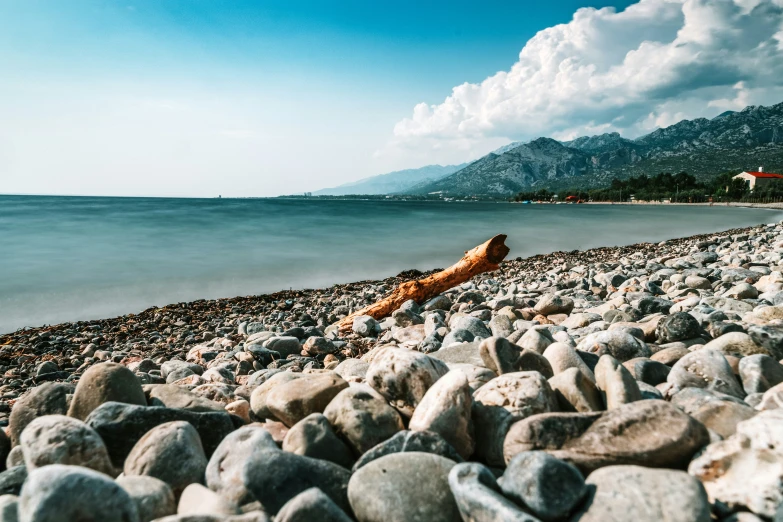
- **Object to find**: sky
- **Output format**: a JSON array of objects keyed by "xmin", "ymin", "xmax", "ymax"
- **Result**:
[{"xmin": 1, "ymin": 0, "xmax": 782, "ymax": 197}]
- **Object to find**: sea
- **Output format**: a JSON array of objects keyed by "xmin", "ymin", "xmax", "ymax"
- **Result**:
[{"xmin": 2, "ymin": 195, "xmax": 781, "ymax": 334}]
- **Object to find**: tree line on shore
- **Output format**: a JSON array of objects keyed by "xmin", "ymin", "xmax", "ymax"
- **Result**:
[{"xmin": 512, "ymin": 171, "xmax": 783, "ymax": 203}]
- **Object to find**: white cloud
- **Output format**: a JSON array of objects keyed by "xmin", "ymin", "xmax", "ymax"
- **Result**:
[{"xmin": 387, "ymin": 0, "xmax": 783, "ymax": 162}]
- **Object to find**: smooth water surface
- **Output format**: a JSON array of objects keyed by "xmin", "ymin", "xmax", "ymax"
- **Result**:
[{"xmin": 2, "ymin": 196, "xmax": 781, "ymax": 333}]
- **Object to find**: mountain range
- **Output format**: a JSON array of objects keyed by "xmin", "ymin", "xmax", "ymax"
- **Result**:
[
  {"xmin": 312, "ymin": 101, "xmax": 783, "ymax": 197},
  {"xmin": 312, "ymin": 164, "xmax": 466, "ymax": 196}
]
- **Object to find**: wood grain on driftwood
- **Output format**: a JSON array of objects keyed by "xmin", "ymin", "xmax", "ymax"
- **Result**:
[{"xmin": 337, "ymin": 234, "xmax": 510, "ymax": 332}]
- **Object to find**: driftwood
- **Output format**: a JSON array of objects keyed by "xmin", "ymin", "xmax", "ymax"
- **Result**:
[{"xmin": 337, "ymin": 234, "xmax": 510, "ymax": 333}]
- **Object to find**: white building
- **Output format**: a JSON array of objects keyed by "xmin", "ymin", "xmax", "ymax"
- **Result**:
[{"xmin": 733, "ymin": 167, "xmax": 783, "ymax": 191}]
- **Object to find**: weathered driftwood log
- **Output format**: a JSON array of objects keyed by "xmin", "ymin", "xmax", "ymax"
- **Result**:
[{"xmin": 337, "ymin": 234, "xmax": 510, "ymax": 333}]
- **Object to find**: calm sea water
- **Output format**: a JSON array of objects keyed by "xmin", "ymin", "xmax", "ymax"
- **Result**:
[{"xmin": 1, "ymin": 195, "xmax": 781, "ymax": 333}]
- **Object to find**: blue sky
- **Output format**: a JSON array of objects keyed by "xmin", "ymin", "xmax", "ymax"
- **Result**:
[{"xmin": 1, "ymin": 0, "xmax": 781, "ymax": 197}]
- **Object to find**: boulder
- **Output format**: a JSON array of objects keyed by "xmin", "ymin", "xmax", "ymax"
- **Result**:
[
  {"xmin": 282, "ymin": 414, "xmax": 354, "ymax": 468},
  {"xmin": 264, "ymin": 372, "xmax": 348, "ymax": 427},
  {"xmin": 19, "ymin": 415, "xmax": 113, "ymax": 475},
  {"xmin": 67, "ymin": 362, "xmax": 147, "ymax": 421}
]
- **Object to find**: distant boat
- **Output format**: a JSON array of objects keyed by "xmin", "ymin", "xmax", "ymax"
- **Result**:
[{"xmin": 521, "ymin": 200, "xmax": 531, "ymax": 204}]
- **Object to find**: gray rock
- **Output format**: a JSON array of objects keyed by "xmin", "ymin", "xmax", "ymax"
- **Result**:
[
  {"xmin": 264, "ymin": 372, "xmax": 348, "ymax": 427},
  {"xmin": 0, "ymin": 494, "xmax": 17, "ymax": 522},
  {"xmin": 636, "ymin": 296, "xmax": 673, "ymax": 315},
  {"xmin": 748, "ymin": 324, "xmax": 783, "ymax": 360},
  {"xmin": 124, "ymin": 421, "xmax": 207, "ymax": 496},
  {"xmin": 333, "ymin": 359, "xmax": 369, "ymax": 381},
  {"xmin": 503, "ymin": 412, "xmax": 602, "ymax": 463},
  {"xmin": 576, "ymin": 330, "xmax": 651, "ymax": 362},
  {"xmin": 430, "ymin": 342, "xmax": 483, "ymax": 366},
  {"xmin": 548, "ymin": 368, "xmax": 603, "ymax": 413},
  {"xmin": 571, "ymin": 465, "xmax": 710, "ymax": 522},
  {"xmin": 68, "ymin": 362, "xmax": 147, "ymax": 421},
  {"xmin": 8, "ymin": 383, "xmax": 73, "ymax": 446},
  {"xmin": 622, "ymin": 358, "xmax": 670, "ymax": 386},
  {"xmin": 302, "ymin": 336, "xmax": 338, "ymax": 356},
  {"xmin": 366, "ymin": 347, "xmax": 450, "ymax": 418},
  {"xmin": 116, "ymin": 475, "xmax": 176, "ymax": 522},
  {"xmin": 262, "ymin": 337, "xmax": 302, "ymax": 358},
  {"xmin": 85, "ymin": 402, "xmax": 235, "ymax": 469},
  {"xmin": 323, "ymin": 384, "xmax": 404, "ymax": 456},
  {"xmin": 205, "ymin": 426, "xmax": 279, "ymax": 506},
  {"xmin": 177, "ymin": 483, "xmax": 238, "ymax": 516},
  {"xmin": 472, "ymin": 372, "xmax": 559, "ymax": 466},
  {"xmin": 594, "ymin": 355, "xmax": 642, "ymax": 409},
  {"xmin": 703, "ymin": 332, "xmax": 770, "ymax": 358},
  {"xmin": 489, "ymin": 315, "xmax": 514, "ymax": 339},
  {"xmin": 442, "ymin": 329, "xmax": 476, "ymax": 348},
  {"xmin": 517, "ymin": 329, "xmax": 554, "ymax": 355},
  {"xmin": 448, "ymin": 462, "xmax": 538, "ymax": 522},
  {"xmin": 19, "ymin": 415, "xmax": 113, "ymax": 475},
  {"xmin": 535, "ymin": 294, "xmax": 574, "ymax": 316},
  {"xmin": 409, "ymin": 371, "xmax": 474, "ymax": 459},
  {"xmin": 451, "ymin": 316, "xmax": 492, "ymax": 339},
  {"xmin": 667, "ymin": 349, "xmax": 746, "ymax": 399},
  {"xmin": 352, "ymin": 316, "xmax": 381, "ymax": 338},
  {"xmin": 500, "ymin": 451, "xmax": 586, "ymax": 522},
  {"xmin": 739, "ymin": 354, "xmax": 783, "ymax": 395},
  {"xmin": 241, "ymin": 447, "xmax": 351, "ymax": 515},
  {"xmin": 447, "ymin": 363, "xmax": 497, "ymax": 392},
  {"xmin": 282, "ymin": 413, "xmax": 354, "ymax": 468},
  {"xmin": 656, "ymin": 312, "xmax": 702, "ymax": 343},
  {"xmin": 18, "ymin": 465, "xmax": 139, "ymax": 522},
  {"xmin": 689, "ymin": 398, "xmax": 756, "ymax": 438},
  {"xmin": 348, "ymin": 452, "xmax": 460, "ymax": 522},
  {"xmin": 0, "ymin": 467, "xmax": 26, "ymax": 496},
  {"xmin": 147, "ymin": 385, "xmax": 224, "ymax": 412},
  {"xmin": 352, "ymin": 430, "xmax": 463, "ymax": 472},
  {"xmin": 424, "ymin": 295, "xmax": 453, "ymax": 311},
  {"xmin": 542, "ymin": 343, "xmax": 595, "ymax": 382},
  {"xmin": 274, "ymin": 487, "xmax": 352, "ymax": 522},
  {"xmin": 249, "ymin": 372, "xmax": 302, "ymax": 421}
]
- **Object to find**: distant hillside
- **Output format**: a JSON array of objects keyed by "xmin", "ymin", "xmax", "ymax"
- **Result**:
[
  {"xmin": 313, "ymin": 164, "xmax": 466, "ymax": 196},
  {"xmin": 408, "ymin": 102, "xmax": 783, "ymax": 196}
]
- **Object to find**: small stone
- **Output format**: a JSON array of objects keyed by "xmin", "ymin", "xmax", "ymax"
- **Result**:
[
  {"xmin": 667, "ymin": 349, "xmax": 746, "ymax": 399},
  {"xmin": 576, "ymin": 330, "xmax": 651, "ymax": 362},
  {"xmin": 20, "ymin": 415, "xmax": 114, "ymax": 475},
  {"xmin": 323, "ymin": 384, "xmax": 404, "ymax": 456},
  {"xmin": 116, "ymin": 475, "xmax": 176, "ymax": 522},
  {"xmin": 302, "ymin": 336, "xmax": 338, "ymax": 355},
  {"xmin": 348, "ymin": 452, "xmax": 460, "ymax": 522},
  {"xmin": 409, "ymin": 371, "xmax": 474, "ymax": 459},
  {"xmin": 124, "ymin": 420, "xmax": 208, "ymax": 496},
  {"xmin": 282, "ymin": 413, "xmax": 354, "ymax": 468},
  {"xmin": 18, "ymin": 465, "xmax": 140, "ymax": 522},
  {"xmin": 275, "ymin": 487, "xmax": 352, "ymax": 522},
  {"xmin": 534, "ymin": 294, "xmax": 574, "ymax": 316},
  {"xmin": 548, "ymin": 367, "xmax": 603, "ymax": 412},
  {"xmin": 448, "ymin": 462, "xmax": 537, "ymax": 522},
  {"xmin": 147, "ymin": 384, "xmax": 225, "ymax": 412},
  {"xmin": 0, "ymin": 467, "xmax": 27, "ymax": 496},
  {"xmin": 594, "ymin": 355, "xmax": 642, "ymax": 409},
  {"xmin": 178, "ymin": 483, "xmax": 239, "ymax": 516},
  {"xmin": 67, "ymin": 362, "xmax": 147, "ymax": 421},
  {"xmin": 500, "ymin": 451, "xmax": 586, "ymax": 522},
  {"xmin": 542, "ymin": 343, "xmax": 596, "ymax": 382},
  {"xmin": 703, "ymin": 332, "xmax": 770, "ymax": 358},
  {"xmin": 656, "ymin": 312, "xmax": 702, "ymax": 343},
  {"xmin": 8, "ymin": 383, "xmax": 73, "ymax": 446},
  {"xmin": 352, "ymin": 430, "xmax": 464, "ymax": 471},
  {"xmin": 739, "ymin": 354, "xmax": 783, "ymax": 395},
  {"xmin": 352, "ymin": 316, "xmax": 381, "ymax": 338},
  {"xmin": 747, "ymin": 324, "xmax": 783, "ymax": 360},
  {"xmin": 264, "ymin": 372, "xmax": 349, "ymax": 427}
]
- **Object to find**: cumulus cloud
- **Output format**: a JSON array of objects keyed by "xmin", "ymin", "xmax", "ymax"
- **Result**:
[{"xmin": 386, "ymin": 0, "xmax": 783, "ymax": 162}]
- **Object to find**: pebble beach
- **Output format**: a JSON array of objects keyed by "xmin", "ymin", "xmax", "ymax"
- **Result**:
[{"xmin": 3, "ymin": 220, "xmax": 783, "ymax": 520}]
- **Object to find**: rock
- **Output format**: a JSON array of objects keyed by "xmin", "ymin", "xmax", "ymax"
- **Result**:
[
  {"xmin": 147, "ymin": 385, "xmax": 225, "ymax": 412},
  {"xmin": 488, "ymin": 315, "xmax": 514, "ymax": 339},
  {"xmin": 650, "ymin": 346, "xmax": 690, "ymax": 366},
  {"xmin": 85, "ymin": 402, "xmax": 234, "ymax": 469},
  {"xmin": 534, "ymin": 294, "xmax": 574, "ymax": 316},
  {"xmin": 0, "ymin": 495, "xmax": 17, "ymax": 522},
  {"xmin": 548, "ymin": 368, "xmax": 603, "ymax": 412},
  {"xmin": 18, "ymin": 465, "xmax": 140, "ymax": 522},
  {"xmin": 8, "ymin": 383, "xmax": 73, "ymax": 446},
  {"xmin": 500, "ymin": 451, "xmax": 586, "ymax": 522},
  {"xmin": 348, "ymin": 452, "xmax": 460, "ymax": 522},
  {"xmin": 249, "ymin": 372, "xmax": 302, "ymax": 421},
  {"xmin": 447, "ymin": 364, "xmax": 497, "ymax": 393},
  {"xmin": 667, "ymin": 349, "xmax": 746, "ymax": 399},
  {"xmin": 739, "ymin": 354, "xmax": 783, "ymax": 394},
  {"xmin": 424, "ymin": 295, "xmax": 453, "ymax": 311},
  {"xmin": 323, "ymin": 384, "xmax": 404, "ymax": 456},
  {"xmin": 756, "ymin": 381, "xmax": 783, "ymax": 410},
  {"xmin": 275, "ymin": 488, "xmax": 352, "ymax": 522},
  {"xmin": 576, "ymin": 331, "xmax": 651, "ymax": 362},
  {"xmin": 116, "ymin": 475, "xmax": 176, "ymax": 522},
  {"xmin": 442, "ymin": 329, "xmax": 475, "ymax": 348},
  {"xmin": 264, "ymin": 372, "xmax": 348, "ymax": 427},
  {"xmin": 352, "ymin": 316, "xmax": 381, "ymax": 338},
  {"xmin": 448, "ymin": 462, "xmax": 537, "ymax": 522},
  {"xmin": 302, "ymin": 336, "xmax": 338, "ymax": 355},
  {"xmin": 505, "ymin": 401, "xmax": 708, "ymax": 472},
  {"xmin": 205, "ymin": 426, "xmax": 279, "ymax": 506},
  {"xmin": 366, "ymin": 347, "xmax": 450, "ymax": 418},
  {"xmin": 703, "ymin": 332, "xmax": 770, "ymax": 358},
  {"xmin": 262, "ymin": 336, "xmax": 302, "ymax": 358},
  {"xmin": 622, "ymin": 358, "xmax": 670, "ymax": 386},
  {"xmin": 472, "ymin": 372, "xmax": 559, "ymax": 466},
  {"xmin": 333, "ymin": 359, "xmax": 369, "ymax": 381},
  {"xmin": 282, "ymin": 413, "xmax": 354, "ymax": 468},
  {"xmin": 748, "ymin": 324, "xmax": 783, "ymax": 360},
  {"xmin": 352, "ymin": 430, "xmax": 464, "ymax": 471},
  {"xmin": 177, "ymin": 483, "xmax": 238, "ymax": 516},
  {"xmin": 517, "ymin": 329, "xmax": 554, "ymax": 354},
  {"xmin": 19, "ymin": 415, "xmax": 113, "ymax": 475},
  {"xmin": 571, "ymin": 465, "xmax": 710, "ymax": 522},
  {"xmin": 636, "ymin": 296, "xmax": 673, "ymax": 315},
  {"xmin": 67, "ymin": 362, "xmax": 147, "ymax": 421},
  {"xmin": 542, "ymin": 343, "xmax": 595, "ymax": 382},
  {"xmin": 479, "ymin": 337, "xmax": 522, "ymax": 375},
  {"xmin": 0, "ymin": 467, "xmax": 26, "ymax": 496},
  {"xmin": 656, "ymin": 312, "xmax": 702, "ymax": 343},
  {"xmin": 430, "ymin": 342, "xmax": 483, "ymax": 366},
  {"xmin": 124, "ymin": 421, "xmax": 208, "ymax": 496},
  {"xmin": 689, "ymin": 398, "xmax": 756, "ymax": 438},
  {"xmin": 240, "ymin": 447, "xmax": 352, "ymax": 515},
  {"xmin": 409, "ymin": 371, "xmax": 474, "ymax": 459},
  {"xmin": 451, "ymin": 316, "xmax": 492, "ymax": 339},
  {"xmin": 594, "ymin": 355, "xmax": 642, "ymax": 409}
]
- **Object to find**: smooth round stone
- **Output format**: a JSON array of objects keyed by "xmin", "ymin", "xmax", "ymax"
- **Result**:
[
  {"xmin": 0, "ymin": 494, "xmax": 18, "ymax": 522},
  {"xmin": 67, "ymin": 362, "xmax": 147, "ymax": 421},
  {"xmin": 667, "ymin": 349, "xmax": 746, "ymax": 399},
  {"xmin": 116, "ymin": 475, "xmax": 176, "ymax": 522},
  {"xmin": 500, "ymin": 451, "xmax": 586, "ymax": 522},
  {"xmin": 275, "ymin": 487, "xmax": 352, "ymax": 522},
  {"xmin": 19, "ymin": 465, "xmax": 140, "ymax": 522},
  {"xmin": 572, "ymin": 465, "xmax": 710, "ymax": 522},
  {"xmin": 177, "ymin": 483, "xmax": 239, "ymax": 517},
  {"xmin": 543, "ymin": 343, "xmax": 596, "ymax": 382},
  {"xmin": 352, "ymin": 316, "xmax": 381, "ymax": 338},
  {"xmin": 548, "ymin": 367, "xmax": 603, "ymax": 412},
  {"xmin": 19, "ymin": 415, "xmax": 114, "ymax": 475},
  {"xmin": 576, "ymin": 330, "xmax": 651, "ymax": 362},
  {"xmin": 348, "ymin": 452, "xmax": 460, "ymax": 522},
  {"xmin": 123, "ymin": 421, "xmax": 208, "ymax": 496},
  {"xmin": 282, "ymin": 413, "xmax": 354, "ymax": 468},
  {"xmin": 264, "ymin": 372, "xmax": 349, "ymax": 427},
  {"xmin": 249, "ymin": 372, "xmax": 303, "ymax": 421},
  {"xmin": 703, "ymin": 332, "xmax": 770, "ymax": 358},
  {"xmin": 352, "ymin": 430, "xmax": 463, "ymax": 472},
  {"xmin": 739, "ymin": 354, "xmax": 783, "ymax": 394},
  {"xmin": 147, "ymin": 385, "xmax": 224, "ymax": 412},
  {"xmin": 448, "ymin": 462, "xmax": 536, "ymax": 522},
  {"xmin": 656, "ymin": 312, "xmax": 702, "ymax": 343},
  {"xmin": 0, "ymin": 467, "xmax": 27, "ymax": 496},
  {"xmin": 8, "ymin": 383, "xmax": 74, "ymax": 446}
]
